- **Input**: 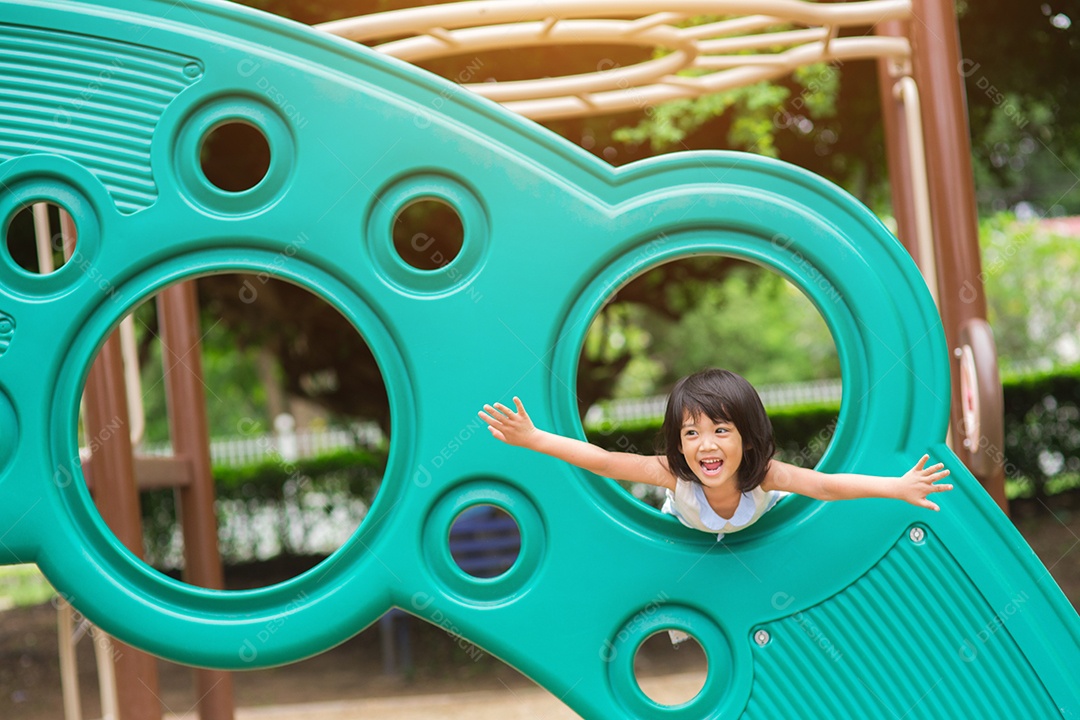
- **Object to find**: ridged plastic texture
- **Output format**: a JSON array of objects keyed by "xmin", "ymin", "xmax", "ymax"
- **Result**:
[
  {"xmin": 0, "ymin": 22, "xmax": 199, "ymax": 213},
  {"xmin": 746, "ymin": 528, "xmax": 1059, "ymax": 718},
  {"xmin": 0, "ymin": 1, "xmax": 1077, "ymax": 718}
]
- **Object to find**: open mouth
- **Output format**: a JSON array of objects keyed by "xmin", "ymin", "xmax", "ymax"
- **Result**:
[{"xmin": 700, "ymin": 458, "xmax": 723, "ymax": 477}]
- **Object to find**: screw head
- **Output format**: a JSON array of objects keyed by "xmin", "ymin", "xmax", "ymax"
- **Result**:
[
  {"xmin": 754, "ymin": 629, "xmax": 770, "ymax": 646},
  {"xmin": 909, "ymin": 527, "xmax": 925, "ymax": 543}
]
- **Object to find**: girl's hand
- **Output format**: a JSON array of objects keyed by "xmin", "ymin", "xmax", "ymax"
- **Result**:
[
  {"xmin": 479, "ymin": 397, "xmax": 538, "ymax": 448},
  {"xmin": 898, "ymin": 454, "xmax": 953, "ymax": 511}
]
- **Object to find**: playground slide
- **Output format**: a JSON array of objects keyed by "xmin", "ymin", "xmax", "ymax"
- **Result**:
[{"xmin": 0, "ymin": 1, "xmax": 1077, "ymax": 716}]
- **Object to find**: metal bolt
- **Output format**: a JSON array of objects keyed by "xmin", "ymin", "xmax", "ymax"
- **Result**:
[
  {"xmin": 754, "ymin": 630, "xmax": 770, "ymax": 646},
  {"xmin": 909, "ymin": 527, "xmax": 925, "ymax": 543}
]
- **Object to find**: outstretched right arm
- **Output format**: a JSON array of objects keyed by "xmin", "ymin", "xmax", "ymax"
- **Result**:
[{"xmin": 479, "ymin": 397, "xmax": 675, "ymax": 490}]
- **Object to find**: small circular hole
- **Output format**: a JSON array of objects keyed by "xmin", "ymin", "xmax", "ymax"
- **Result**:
[
  {"xmin": 392, "ymin": 198, "xmax": 464, "ymax": 270},
  {"xmin": 634, "ymin": 630, "xmax": 709, "ymax": 706},
  {"xmin": 4, "ymin": 202, "xmax": 76, "ymax": 274},
  {"xmin": 448, "ymin": 504, "xmax": 521, "ymax": 579},
  {"xmin": 199, "ymin": 121, "xmax": 271, "ymax": 192}
]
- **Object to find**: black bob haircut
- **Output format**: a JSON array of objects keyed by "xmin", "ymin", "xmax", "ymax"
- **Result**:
[{"xmin": 662, "ymin": 368, "xmax": 776, "ymax": 493}]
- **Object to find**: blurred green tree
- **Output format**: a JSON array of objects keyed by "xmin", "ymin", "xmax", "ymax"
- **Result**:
[
  {"xmin": 186, "ymin": 0, "xmax": 1078, "ymax": 427},
  {"xmin": 959, "ymin": 2, "xmax": 1080, "ymax": 215},
  {"xmin": 978, "ymin": 215, "xmax": 1080, "ymax": 371}
]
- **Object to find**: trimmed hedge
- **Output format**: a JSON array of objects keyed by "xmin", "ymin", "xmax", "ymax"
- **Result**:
[
  {"xmin": 141, "ymin": 448, "xmax": 384, "ymax": 568},
  {"xmin": 1001, "ymin": 364, "xmax": 1080, "ymax": 497},
  {"xmin": 210, "ymin": 447, "xmax": 385, "ymax": 496},
  {"xmin": 141, "ymin": 366, "xmax": 1080, "ymax": 565},
  {"xmin": 588, "ymin": 364, "xmax": 1080, "ymax": 500}
]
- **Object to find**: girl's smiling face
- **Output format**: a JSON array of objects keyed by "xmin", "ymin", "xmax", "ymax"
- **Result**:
[{"xmin": 679, "ymin": 411, "xmax": 744, "ymax": 487}]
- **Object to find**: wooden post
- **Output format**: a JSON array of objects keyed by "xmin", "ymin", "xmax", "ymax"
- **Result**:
[
  {"xmin": 57, "ymin": 600, "xmax": 82, "ymax": 720},
  {"xmin": 875, "ymin": 19, "xmax": 920, "ymax": 263},
  {"xmin": 158, "ymin": 281, "xmax": 236, "ymax": 720},
  {"xmin": 83, "ymin": 333, "xmax": 163, "ymax": 719},
  {"xmin": 909, "ymin": 0, "xmax": 1008, "ymax": 512}
]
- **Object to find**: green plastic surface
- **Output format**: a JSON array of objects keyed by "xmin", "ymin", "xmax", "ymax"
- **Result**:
[{"xmin": 0, "ymin": 1, "xmax": 1078, "ymax": 717}]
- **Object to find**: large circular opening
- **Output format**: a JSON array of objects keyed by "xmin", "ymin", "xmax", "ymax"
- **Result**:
[
  {"xmin": 577, "ymin": 256, "xmax": 842, "ymax": 515},
  {"xmin": 4, "ymin": 201, "xmax": 77, "ymax": 274},
  {"xmin": 77, "ymin": 273, "xmax": 390, "ymax": 590}
]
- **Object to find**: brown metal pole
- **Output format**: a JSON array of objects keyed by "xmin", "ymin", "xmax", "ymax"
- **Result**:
[
  {"xmin": 875, "ymin": 19, "xmax": 920, "ymax": 264},
  {"xmin": 83, "ymin": 334, "xmax": 163, "ymax": 720},
  {"xmin": 159, "ymin": 281, "xmax": 235, "ymax": 720},
  {"xmin": 909, "ymin": 0, "xmax": 1008, "ymax": 513}
]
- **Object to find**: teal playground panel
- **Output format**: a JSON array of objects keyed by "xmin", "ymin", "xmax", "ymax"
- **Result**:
[{"xmin": 0, "ymin": 1, "xmax": 1078, "ymax": 717}]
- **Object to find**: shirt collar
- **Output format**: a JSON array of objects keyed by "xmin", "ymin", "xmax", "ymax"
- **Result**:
[{"xmin": 693, "ymin": 483, "xmax": 756, "ymax": 530}]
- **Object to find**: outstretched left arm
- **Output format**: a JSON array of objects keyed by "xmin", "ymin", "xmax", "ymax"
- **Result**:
[{"xmin": 761, "ymin": 454, "xmax": 953, "ymax": 511}]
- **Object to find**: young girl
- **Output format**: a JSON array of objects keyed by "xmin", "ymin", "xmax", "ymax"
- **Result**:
[{"xmin": 479, "ymin": 368, "xmax": 952, "ymax": 539}]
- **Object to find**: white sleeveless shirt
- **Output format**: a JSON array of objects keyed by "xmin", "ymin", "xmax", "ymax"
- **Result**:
[{"xmin": 661, "ymin": 478, "xmax": 785, "ymax": 540}]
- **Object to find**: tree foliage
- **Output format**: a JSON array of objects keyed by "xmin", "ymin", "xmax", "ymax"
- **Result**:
[
  {"xmin": 579, "ymin": 260, "xmax": 840, "ymax": 403},
  {"xmin": 196, "ymin": 274, "xmax": 390, "ymax": 430},
  {"xmin": 613, "ymin": 63, "xmax": 839, "ymax": 160},
  {"xmin": 132, "ymin": 294, "xmax": 273, "ymax": 443},
  {"xmin": 979, "ymin": 214, "xmax": 1080, "ymax": 371},
  {"xmin": 958, "ymin": 2, "xmax": 1080, "ymax": 214},
  {"xmin": 175, "ymin": 0, "xmax": 1078, "ymax": 432}
]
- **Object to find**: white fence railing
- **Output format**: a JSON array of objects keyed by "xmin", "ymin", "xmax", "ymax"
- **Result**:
[
  {"xmin": 140, "ymin": 381, "xmax": 840, "ymax": 468},
  {"xmin": 141, "ymin": 419, "xmax": 385, "ymax": 468},
  {"xmin": 584, "ymin": 378, "xmax": 843, "ymax": 426}
]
